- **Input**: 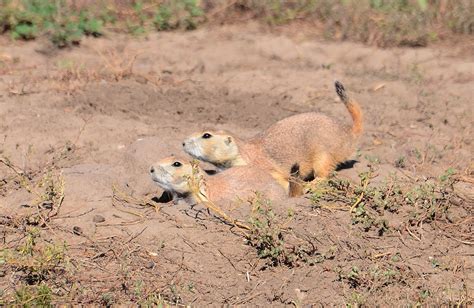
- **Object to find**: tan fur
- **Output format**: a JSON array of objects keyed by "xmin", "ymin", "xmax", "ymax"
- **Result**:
[
  {"xmin": 182, "ymin": 81, "xmax": 363, "ymax": 196},
  {"xmin": 149, "ymin": 156, "xmax": 287, "ymax": 207}
]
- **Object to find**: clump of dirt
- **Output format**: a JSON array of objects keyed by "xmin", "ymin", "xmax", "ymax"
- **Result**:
[{"xmin": 1, "ymin": 24, "xmax": 473, "ymax": 305}]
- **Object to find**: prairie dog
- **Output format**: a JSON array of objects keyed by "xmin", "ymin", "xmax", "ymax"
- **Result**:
[
  {"xmin": 149, "ymin": 156, "xmax": 287, "ymax": 207},
  {"xmin": 182, "ymin": 81, "xmax": 363, "ymax": 195}
]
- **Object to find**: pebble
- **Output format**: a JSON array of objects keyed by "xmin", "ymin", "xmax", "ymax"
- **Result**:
[
  {"xmin": 73, "ymin": 226, "xmax": 83, "ymax": 235},
  {"xmin": 93, "ymin": 215, "xmax": 106, "ymax": 223}
]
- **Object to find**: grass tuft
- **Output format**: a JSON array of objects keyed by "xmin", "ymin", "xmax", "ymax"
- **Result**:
[
  {"xmin": 1, "ymin": 0, "xmax": 472, "ymax": 48},
  {"xmin": 308, "ymin": 167, "xmax": 459, "ymax": 235}
]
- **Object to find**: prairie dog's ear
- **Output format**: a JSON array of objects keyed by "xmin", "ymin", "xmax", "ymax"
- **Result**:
[{"xmin": 225, "ymin": 136, "xmax": 233, "ymax": 145}]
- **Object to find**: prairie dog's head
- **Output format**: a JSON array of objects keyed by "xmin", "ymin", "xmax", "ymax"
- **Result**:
[
  {"xmin": 149, "ymin": 156, "xmax": 194, "ymax": 195},
  {"xmin": 182, "ymin": 131, "xmax": 240, "ymax": 168}
]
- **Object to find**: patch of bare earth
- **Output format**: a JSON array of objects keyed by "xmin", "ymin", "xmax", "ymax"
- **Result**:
[{"xmin": 1, "ymin": 24, "xmax": 473, "ymax": 305}]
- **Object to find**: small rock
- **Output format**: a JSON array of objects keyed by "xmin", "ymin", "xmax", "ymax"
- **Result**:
[
  {"xmin": 145, "ymin": 261, "xmax": 155, "ymax": 269},
  {"xmin": 73, "ymin": 226, "xmax": 83, "ymax": 235},
  {"xmin": 454, "ymin": 182, "xmax": 474, "ymax": 204},
  {"xmin": 134, "ymin": 75, "xmax": 148, "ymax": 84},
  {"xmin": 93, "ymin": 215, "xmax": 106, "ymax": 223},
  {"xmin": 42, "ymin": 201, "xmax": 53, "ymax": 209}
]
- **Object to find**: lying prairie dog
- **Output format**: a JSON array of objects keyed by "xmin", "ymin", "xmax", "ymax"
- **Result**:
[
  {"xmin": 182, "ymin": 81, "xmax": 362, "ymax": 196},
  {"xmin": 149, "ymin": 156, "xmax": 287, "ymax": 209}
]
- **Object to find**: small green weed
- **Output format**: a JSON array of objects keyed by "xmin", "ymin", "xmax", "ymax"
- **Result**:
[
  {"xmin": 0, "ymin": 0, "xmax": 104, "ymax": 47},
  {"xmin": 247, "ymin": 193, "xmax": 317, "ymax": 267},
  {"xmin": 154, "ymin": 5, "xmax": 172, "ymax": 31},
  {"xmin": 309, "ymin": 168, "xmax": 458, "ymax": 234},
  {"xmin": 50, "ymin": 20, "xmax": 82, "ymax": 48},
  {"xmin": 2, "ymin": 227, "xmax": 67, "ymax": 284},
  {"xmin": 337, "ymin": 263, "xmax": 412, "ymax": 290},
  {"xmin": 394, "ymin": 156, "xmax": 406, "ymax": 168},
  {"xmin": 12, "ymin": 23, "xmax": 38, "ymax": 40},
  {"xmin": 364, "ymin": 154, "xmax": 380, "ymax": 164},
  {"xmin": 1, "ymin": 225, "xmax": 68, "ymax": 305},
  {"xmin": 247, "ymin": 195, "xmax": 286, "ymax": 266},
  {"xmin": 0, "ymin": 156, "xmax": 65, "ymax": 226},
  {"xmin": 139, "ymin": 293, "xmax": 172, "ymax": 307},
  {"xmin": 346, "ymin": 291, "xmax": 366, "ymax": 307},
  {"xmin": 406, "ymin": 168, "xmax": 456, "ymax": 225},
  {"xmin": 100, "ymin": 292, "xmax": 115, "ymax": 306},
  {"xmin": 78, "ymin": 12, "xmax": 103, "ymax": 37},
  {"xmin": 14, "ymin": 283, "xmax": 52, "ymax": 306},
  {"xmin": 153, "ymin": 0, "xmax": 204, "ymax": 31}
]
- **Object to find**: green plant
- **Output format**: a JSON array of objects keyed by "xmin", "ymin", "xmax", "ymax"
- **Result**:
[
  {"xmin": 168, "ymin": 284, "xmax": 182, "ymax": 304},
  {"xmin": 439, "ymin": 167, "xmax": 456, "ymax": 182},
  {"xmin": 308, "ymin": 177, "xmax": 351, "ymax": 208},
  {"xmin": 364, "ymin": 154, "xmax": 380, "ymax": 164},
  {"xmin": 1, "ymin": 224, "xmax": 67, "ymax": 304},
  {"xmin": 247, "ymin": 196, "xmax": 285, "ymax": 265},
  {"xmin": 4, "ymin": 233, "xmax": 67, "ymax": 283},
  {"xmin": 417, "ymin": 289, "xmax": 431, "ymax": 304},
  {"xmin": 153, "ymin": 0, "xmax": 204, "ymax": 31},
  {"xmin": 309, "ymin": 168, "xmax": 458, "ymax": 235},
  {"xmin": 337, "ymin": 266, "xmax": 362, "ymax": 288},
  {"xmin": 337, "ymin": 263, "xmax": 412, "ymax": 294},
  {"xmin": 12, "ymin": 23, "xmax": 38, "ymax": 39},
  {"xmin": 347, "ymin": 291, "xmax": 366, "ymax": 307},
  {"xmin": 0, "ymin": 0, "xmax": 104, "ymax": 46},
  {"xmin": 154, "ymin": 5, "xmax": 172, "ymax": 30},
  {"xmin": 394, "ymin": 156, "xmax": 406, "ymax": 168},
  {"xmin": 14, "ymin": 284, "xmax": 52, "ymax": 306},
  {"xmin": 101, "ymin": 292, "xmax": 115, "ymax": 306},
  {"xmin": 50, "ymin": 20, "xmax": 83, "ymax": 47},
  {"xmin": 430, "ymin": 257, "xmax": 440, "ymax": 268},
  {"xmin": 1, "ymin": 156, "xmax": 65, "ymax": 225},
  {"xmin": 78, "ymin": 12, "xmax": 103, "ymax": 37},
  {"xmin": 405, "ymin": 169, "xmax": 456, "ymax": 226},
  {"xmin": 246, "ymin": 193, "xmax": 317, "ymax": 267},
  {"xmin": 182, "ymin": 0, "xmax": 204, "ymax": 30},
  {"xmin": 139, "ymin": 293, "xmax": 172, "ymax": 307},
  {"xmin": 126, "ymin": 1, "xmax": 147, "ymax": 36}
]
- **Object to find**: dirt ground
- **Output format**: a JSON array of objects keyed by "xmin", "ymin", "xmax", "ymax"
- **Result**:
[{"xmin": 1, "ymin": 23, "xmax": 473, "ymax": 305}]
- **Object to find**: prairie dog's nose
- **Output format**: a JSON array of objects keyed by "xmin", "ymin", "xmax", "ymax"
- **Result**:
[
  {"xmin": 150, "ymin": 166, "xmax": 155, "ymax": 173},
  {"xmin": 182, "ymin": 142, "xmax": 185, "ymax": 147}
]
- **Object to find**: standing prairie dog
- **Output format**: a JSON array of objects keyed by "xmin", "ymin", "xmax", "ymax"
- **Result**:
[
  {"xmin": 149, "ymin": 156, "xmax": 287, "ymax": 207},
  {"xmin": 182, "ymin": 81, "xmax": 363, "ymax": 196}
]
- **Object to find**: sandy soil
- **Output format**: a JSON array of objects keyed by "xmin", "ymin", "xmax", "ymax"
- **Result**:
[{"xmin": 0, "ymin": 24, "xmax": 473, "ymax": 305}]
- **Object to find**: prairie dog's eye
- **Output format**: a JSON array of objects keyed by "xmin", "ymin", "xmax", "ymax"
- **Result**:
[
  {"xmin": 172, "ymin": 162, "xmax": 182, "ymax": 167},
  {"xmin": 202, "ymin": 133, "xmax": 212, "ymax": 139}
]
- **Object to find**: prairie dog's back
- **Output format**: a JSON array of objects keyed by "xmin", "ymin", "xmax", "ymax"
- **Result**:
[{"xmin": 255, "ymin": 113, "xmax": 355, "ymax": 175}]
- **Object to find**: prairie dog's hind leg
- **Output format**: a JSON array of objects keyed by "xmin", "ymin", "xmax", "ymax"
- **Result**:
[
  {"xmin": 288, "ymin": 163, "xmax": 304, "ymax": 197},
  {"xmin": 270, "ymin": 170, "xmax": 290, "ymax": 194},
  {"xmin": 312, "ymin": 152, "xmax": 336, "ymax": 179}
]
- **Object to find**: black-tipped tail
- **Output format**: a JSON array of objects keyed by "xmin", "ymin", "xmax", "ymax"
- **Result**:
[
  {"xmin": 335, "ymin": 80, "xmax": 348, "ymax": 103},
  {"xmin": 334, "ymin": 80, "xmax": 363, "ymax": 136}
]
